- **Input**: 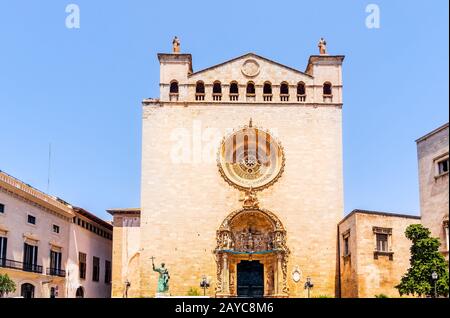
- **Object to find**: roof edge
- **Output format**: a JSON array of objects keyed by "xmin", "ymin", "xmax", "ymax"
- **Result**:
[
  {"xmin": 415, "ymin": 122, "xmax": 449, "ymax": 143},
  {"xmin": 338, "ymin": 209, "xmax": 421, "ymax": 225}
]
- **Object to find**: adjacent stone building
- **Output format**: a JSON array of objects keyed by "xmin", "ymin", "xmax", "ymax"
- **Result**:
[
  {"xmin": 338, "ymin": 210, "xmax": 420, "ymax": 298},
  {"xmin": 416, "ymin": 123, "xmax": 449, "ymax": 261},
  {"xmin": 0, "ymin": 170, "xmax": 112, "ymax": 298}
]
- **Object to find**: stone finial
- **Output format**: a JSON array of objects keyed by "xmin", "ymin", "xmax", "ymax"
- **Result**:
[
  {"xmin": 318, "ymin": 37, "xmax": 327, "ymax": 55},
  {"xmin": 172, "ymin": 36, "xmax": 180, "ymax": 53}
]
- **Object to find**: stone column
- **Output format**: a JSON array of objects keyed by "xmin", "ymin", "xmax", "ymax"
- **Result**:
[
  {"xmin": 276, "ymin": 253, "xmax": 283, "ymax": 296},
  {"xmin": 222, "ymin": 253, "xmax": 229, "ymax": 295}
]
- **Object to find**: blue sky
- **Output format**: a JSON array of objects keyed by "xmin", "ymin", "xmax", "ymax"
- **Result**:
[{"xmin": 0, "ymin": 0, "xmax": 448, "ymax": 221}]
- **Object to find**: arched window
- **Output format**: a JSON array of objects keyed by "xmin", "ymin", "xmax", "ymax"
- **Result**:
[
  {"xmin": 21, "ymin": 283, "xmax": 35, "ymax": 298},
  {"xmin": 297, "ymin": 82, "xmax": 305, "ymax": 95},
  {"xmin": 297, "ymin": 82, "xmax": 306, "ymax": 101},
  {"xmin": 196, "ymin": 81, "xmax": 205, "ymax": 94},
  {"xmin": 169, "ymin": 81, "xmax": 179, "ymax": 94},
  {"xmin": 229, "ymin": 81, "xmax": 239, "ymax": 101},
  {"xmin": 263, "ymin": 82, "xmax": 272, "ymax": 95},
  {"xmin": 76, "ymin": 286, "xmax": 84, "ymax": 298},
  {"xmin": 280, "ymin": 82, "xmax": 289, "ymax": 95},
  {"xmin": 213, "ymin": 81, "xmax": 222, "ymax": 101},
  {"xmin": 246, "ymin": 82, "xmax": 255, "ymax": 95},
  {"xmin": 323, "ymin": 82, "xmax": 332, "ymax": 95},
  {"xmin": 195, "ymin": 81, "xmax": 205, "ymax": 100},
  {"xmin": 263, "ymin": 82, "xmax": 272, "ymax": 101},
  {"xmin": 213, "ymin": 81, "xmax": 222, "ymax": 94},
  {"xmin": 280, "ymin": 82, "xmax": 289, "ymax": 101}
]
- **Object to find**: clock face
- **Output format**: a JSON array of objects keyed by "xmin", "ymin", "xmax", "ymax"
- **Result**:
[{"xmin": 218, "ymin": 126, "xmax": 285, "ymax": 191}]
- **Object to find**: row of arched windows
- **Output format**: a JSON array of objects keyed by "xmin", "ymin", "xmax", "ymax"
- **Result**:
[{"xmin": 169, "ymin": 81, "xmax": 333, "ymax": 101}]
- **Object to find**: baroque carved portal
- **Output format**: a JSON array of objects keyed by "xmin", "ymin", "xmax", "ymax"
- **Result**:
[{"xmin": 215, "ymin": 208, "xmax": 290, "ymax": 297}]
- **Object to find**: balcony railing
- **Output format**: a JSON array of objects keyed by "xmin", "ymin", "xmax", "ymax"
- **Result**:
[
  {"xmin": 46, "ymin": 267, "xmax": 66, "ymax": 277},
  {"xmin": 0, "ymin": 258, "xmax": 43, "ymax": 274}
]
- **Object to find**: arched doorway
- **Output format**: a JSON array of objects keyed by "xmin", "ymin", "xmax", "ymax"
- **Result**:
[
  {"xmin": 215, "ymin": 208, "xmax": 290, "ymax": 298},
  {"xmin": 21, "ymin": 283, "xmax": 35, "ymax": 298},
  {"xmin": 75, "ymin": 286, "xmax": 84, "ymax": 298}
]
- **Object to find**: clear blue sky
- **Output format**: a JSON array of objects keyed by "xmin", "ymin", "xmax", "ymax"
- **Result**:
[{"xmin": 0, "ymin": 0, "xmax": 448, "ymax": 221}]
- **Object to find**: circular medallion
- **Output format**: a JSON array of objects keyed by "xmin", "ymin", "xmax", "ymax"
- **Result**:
[
  {"xmin": 292, "ymin": 266, "xmax": 302, "ymax": 283},
  {"xmin": 217, "ymin": 125, "xmax": 285, "ymax": 191},
  {"xmin": 241, "ymin": 59, "xmax": 260, "ymax": 78}
]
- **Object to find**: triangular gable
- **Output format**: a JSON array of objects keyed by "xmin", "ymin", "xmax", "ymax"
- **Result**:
[{"xmin": 189, "ymin": 52, "xmax": 312, "ymax": 78}]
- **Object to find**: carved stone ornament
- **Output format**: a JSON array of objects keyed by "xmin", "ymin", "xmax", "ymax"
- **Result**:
[
  {"xmin": 241, "ymin": 59, "xmax": 260, "ymax": 78},
  {"xmin": 217, "ymin": 123, "xmax": 285, "ymax": 192}
]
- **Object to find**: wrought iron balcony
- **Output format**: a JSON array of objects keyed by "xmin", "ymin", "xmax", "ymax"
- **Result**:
[
  {"xmin": 0, "ymin": 258, "xmax": 43, "ymax": 274},
  {"xmin": 46, "ymin": 267, "xmax": 66, "ymax": 277}
]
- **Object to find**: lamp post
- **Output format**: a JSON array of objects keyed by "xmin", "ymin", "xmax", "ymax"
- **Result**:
[
  {"xmin": 200, "ymin": 275, "xmax": 210, "ymax": 296},
  {"xmin": 431, "ymin": 271, "xmax": 438, "ymax": 298},
  {"xmin": 304, "ymin": 277, "xmax": 314, "ymax": 298},
  {"xmin": 124, "ymin": 280, "xmax": 131, "ymax": 298}
]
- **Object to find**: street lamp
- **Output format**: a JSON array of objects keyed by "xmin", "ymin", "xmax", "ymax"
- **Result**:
[
  {"xmin": 431, "ymin": 271, "xmax": 438, "ymax": 298},
  {"xmin": 124, "ymin": 280, "xmax": 131, "ymax": 298},
  {"xmin": 304, "ymin": 277, "xmax": 314, "ymax": 298},
  {"xmin": 200, "ymin": 275, "xmax": 210, "ymax": 296}
]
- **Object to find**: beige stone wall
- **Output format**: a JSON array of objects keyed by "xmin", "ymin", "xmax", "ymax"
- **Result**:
[
  {"xmin": 417, "ymin": 124, "xmax": 449, "ymax": 259},
  {"xmin": 339, "ymin": 212, "xmax": 420, "ymax": 298},
  {"xmin": 338, "ymin": 214, "xmax": 358, "ymax": 298},
  {"xmin": 111, "ymin": 214, "xmax": 141, "ymax": 298},
  {"xmin": 139, "ymin": 103, "xmax": 343, "ymax": 297}
]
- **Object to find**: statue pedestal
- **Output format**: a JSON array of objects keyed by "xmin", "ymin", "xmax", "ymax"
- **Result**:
[{"xmin": 155, "ymin": 292, "xmax": 171, "ymax": 298}]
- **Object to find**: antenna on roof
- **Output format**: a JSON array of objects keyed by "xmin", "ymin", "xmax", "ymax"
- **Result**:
[{"xmin": 47, "ymin": 143, "xmax": 51, "ymax": 194}]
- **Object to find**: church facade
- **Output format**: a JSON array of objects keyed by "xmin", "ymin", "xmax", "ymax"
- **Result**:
[{"xmin": 109, "ymin": 41, "xmax": 424, "ymax": 298}]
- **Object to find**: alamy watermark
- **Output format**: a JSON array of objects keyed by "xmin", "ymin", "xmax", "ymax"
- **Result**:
[
  {"xmin": 65, "ymin": 4, "xmax": 80, "ymax": 29},
  {"xmin": 365, "ymin": 4, "xmax": 380, "ymax": 29}
]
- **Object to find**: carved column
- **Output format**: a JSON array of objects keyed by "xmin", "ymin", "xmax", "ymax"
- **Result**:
[
  {"xmin": 276, "ymin": 253, "xmax": 283, "ymax": 296},
  {"xmin": 222, "ymin": 253, "xmax": 230, "ymax": 295}
]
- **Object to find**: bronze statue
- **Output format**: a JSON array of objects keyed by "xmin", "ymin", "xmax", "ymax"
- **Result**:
[
  {"xmin": 172, "ymin": 36, "xmax": 180, "ymax": 53},
  {"xmin": 151, "ymin": 257, "xmax": 170, "ymax": 293},
  {"xmin": 318, "ymin": 37, "xmax": 327, "ymax": 55}
]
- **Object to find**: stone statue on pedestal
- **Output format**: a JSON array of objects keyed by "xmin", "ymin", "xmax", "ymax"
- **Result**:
[
  {"xmin": 318, "ymin": 38, "xmax": 327, "ymax": 55},
  {"xmin": 172, "ymin": 36, "xmax": 180, "ymax": 53}
]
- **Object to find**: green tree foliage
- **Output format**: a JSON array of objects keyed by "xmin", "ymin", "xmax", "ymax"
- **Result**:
[
  {"xmin": 0, "ymin": 273, "xmax": 16, "ymax": 298},
  {"xmin": 396, "ymin": 224, "xmax": 449, "ymax": 297},
  {"xmin": 187, "ymin": 287, "xmax": 201, "ymax": 296}
]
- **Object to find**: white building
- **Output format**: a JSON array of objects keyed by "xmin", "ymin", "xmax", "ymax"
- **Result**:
[{"xmin": 0, "ymin": 170, "xmax": 112, "ymax": 298}]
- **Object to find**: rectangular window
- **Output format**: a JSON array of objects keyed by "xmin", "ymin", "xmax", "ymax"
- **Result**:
[
  {"xmin": 438, "ymin": 158, "xmax": 449, "ymax": 175},
  {"xmin": 27, "ymin": 215, "xmax": 36, "ymax": 225},
  {"xmin": 104, "ymin": 260, "xmax": 111, "ymax": 284},
  {"xmin": 79, "ymin": 252, "xmax": 86, "ymax": 279},
  {"xmin": 0, "ymin": 203, "xmax": 4, "ymax": 213},
  {"xmin": 50, "ymin": 250, "xmax": 62, "ymax": 271},
  {"xmin": 23, "ymin": 243, "xmax": 38, "ymax": 271},
  {"xmin": 92, "ymin": 256, "xmax": 100, "ymax": 282},
  {"xmin": 0, "ymin": 237, "xmax": 7, "ymax": 266},
  {"xmin": 53, "ymin": 225, "xmax": 60, "ymax": 234},
  {"xmin": 344, "ymin": 236, "xmax": 350, "ymax": 256},
  {"xmin": 376, "ymin": 233, "xmax": 389, "ymax": 252}
]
